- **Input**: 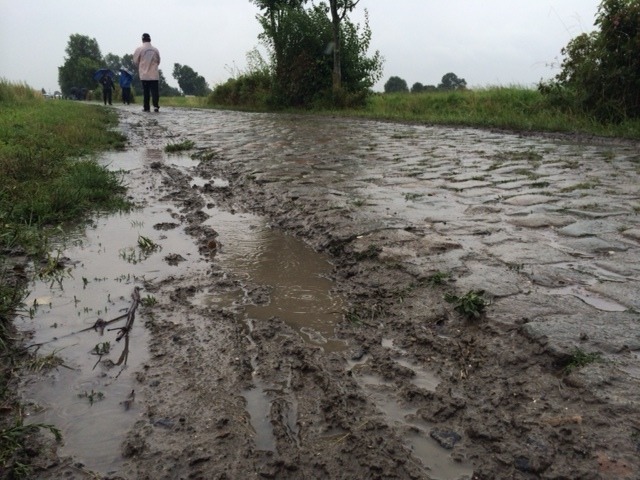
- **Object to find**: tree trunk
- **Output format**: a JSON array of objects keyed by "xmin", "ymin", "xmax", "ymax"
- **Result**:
[{"xmin": 330, "ymin": 1, "xmax": 342, "ymax": 94}]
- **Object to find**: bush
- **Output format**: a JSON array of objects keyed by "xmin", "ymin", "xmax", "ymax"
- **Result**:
[{"xmin": 541, "ymin": 0, "xmax": 640, "ymax": 122}]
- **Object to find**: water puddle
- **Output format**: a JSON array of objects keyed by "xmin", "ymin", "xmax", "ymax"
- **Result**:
[
  {"xmin": 199, "ymin": 208, "xmax": 347, "ymax": 352},
  {"xmin": 19, "ymin": 147, "xmax": 345, "ymax": 472},
  {"xmin": 20, "ymin": 199, "xmax": 202, "ymax": 472}
]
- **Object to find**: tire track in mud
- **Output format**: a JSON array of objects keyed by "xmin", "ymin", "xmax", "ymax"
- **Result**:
[{"xmin": 116, "ymin": 107, "xmax": 640, "ymax": 480}]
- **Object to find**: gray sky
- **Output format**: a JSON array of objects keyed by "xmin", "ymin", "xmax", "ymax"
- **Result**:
[{"xmin": 0, "ymin": 0, "xmax": 599, "ymax": 94}]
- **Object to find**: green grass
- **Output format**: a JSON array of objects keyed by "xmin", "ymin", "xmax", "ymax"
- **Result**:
[
  {"xmin": 0, "ymin": 80, "xmax": 130, "ymax": 249},
  {"xmin": 321, "ymin": 87, "xmax": 640, "ymax": 140}
]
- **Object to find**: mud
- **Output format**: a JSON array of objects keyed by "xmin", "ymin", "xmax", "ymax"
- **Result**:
[{"xmin": 21, "ymin": 106, "xmax": 640, "ymax": 479}]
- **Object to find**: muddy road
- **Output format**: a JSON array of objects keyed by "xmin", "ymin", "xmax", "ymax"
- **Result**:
[{"xmin": 22, "ymin": 106, "xmax": 640, "ymax": 479}]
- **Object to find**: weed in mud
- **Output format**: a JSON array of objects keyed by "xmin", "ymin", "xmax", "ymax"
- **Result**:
[
  {"xmin": 426, "ymin": 271, "xmax": 449, "ymax": 286},
  {"xmin": 560, "ymin": 180, "xmax": 600, "ymax": 193},
  {"xmin": 507, "ymin": 262, "xmax": 525, "ymax": 272},
  {"xmin": 25, "ymin": 350, "xmax": 65, "ymax": 372},
  {"xmin": 137, "ymin": 235, "xmax": 160, "ymax": 253},
  {"xmin": 403, "ymin": 192, "xmax": 425, "ymax": 201},
  {"xmin": 78, "ymin": 389, "xmax": 104, "ymax": 405},
  {"xmin": 165, "ymin": 140, "xmax": 195, "ymax": 152},
  {"xmin": 191, "ymin": 150, "xmax": 220, "ymax": 162},
  {"xmin": 0, "ymin": 419, "xmax": 62, "ymax": 477},
  {"xmin": 530, "ymin": 181, "xmax": 551, "ymax": 188},
  {"xmin": 563, "ymin": 348, "xmax": 602, "ymax": 374},
  {"xmin": 444, "ymin": 290, "xmax": 488, "ymax": 319},
  {"xmin": 141, "ymin": 295, "xmax": 157, "ymax": 307},
  {"xmin": 92, "ymin": 342, "xmax": 111, "ymax": 356}
]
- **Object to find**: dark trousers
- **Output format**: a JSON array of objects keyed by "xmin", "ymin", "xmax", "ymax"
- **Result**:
[
  {"xmin": 122, "ymin": 87, "xmax": 131, "ymax": 104},
  {"xmin": 142, "ymin": 80, "xmax": 159, "ymax": 111},
  {"xmin": 102, "ymin": 87, "xmax": 112, "ymax": 105}
]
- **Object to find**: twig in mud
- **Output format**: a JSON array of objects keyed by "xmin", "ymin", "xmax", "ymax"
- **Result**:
[
  {"xmin": 25, "ymin": 312, "xmax": 129, "ymax": 348},
  {"xmin": 110, "ymin": 287, "xmax": 141, "ymax": 343}
]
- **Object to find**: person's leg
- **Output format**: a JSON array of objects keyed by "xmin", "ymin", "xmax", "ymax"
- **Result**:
[
  {"xmin": 103, "ymin": 88, "xmax": 107, "ymax": 105},
  {"xmin": 107, "ymin": 88, "xmax": 112, "ymax": 105},
  {"xmin": 142, "ymin": 81, "xmax": 151, "ymax": 111},
  {"xmin": 151, "ymin": 81, "xmax": 159, "ymax": 111}
]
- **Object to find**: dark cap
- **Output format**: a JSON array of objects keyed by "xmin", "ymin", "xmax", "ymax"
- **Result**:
[{"xmin": 142, "ymin": 33, "xmax": 151, "ymax": 41}]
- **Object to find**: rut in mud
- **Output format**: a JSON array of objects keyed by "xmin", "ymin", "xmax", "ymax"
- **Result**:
[{"xmin": 22, "ymin": 106, "xmax": 640, "ymax": 480}]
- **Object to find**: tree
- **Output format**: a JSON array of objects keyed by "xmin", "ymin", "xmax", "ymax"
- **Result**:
[
  {"xmin": 541, "ymin": 0, "xmax": 640, "ymax": 121},
  {"xmin": 158, "ymin": 70, "xmax": 181, "ymax": 97},
  {"xmin": 411, "ymin": 82, "xmax": 424, "ymax": 93},
  {"xmin": 384, "ymin": 76, "xmax": 408, "ymax": 93},
  {"xmin": 438, "ymin": 72, "xmax": 466, "ymax": 91},
  {"xmin": 58, "ymin": 34, "xmax": 103, "ymax": 95},
  {"xmin": 103, "ymin": 53, "xmax": 121, "ymax": 73},
  {"xmin": 251, "ymin": 0, "xmax": 309, "ymax": 86},
  {"xmin": 250, "ymin": 0, "xmax": 381, "ymax": 107},
  {"xmin": 328, "ymin": 0, "xmax": 360, "ymax": 94},
  {"xmin": 173, "ymin": 63, "xmax": 211, "ymax": 96}
]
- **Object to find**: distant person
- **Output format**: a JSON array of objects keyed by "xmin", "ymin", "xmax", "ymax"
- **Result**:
[
  {"xmin": 100, "ymin": 74, "xmax": 115, "ymax": 105},
  {"xmin": 133, "ymin": 33, "xmax": 161, "ymax": 112},
  {"xmin": 119, "ymin": 70, "xmax": 132, "ymax": 105}
]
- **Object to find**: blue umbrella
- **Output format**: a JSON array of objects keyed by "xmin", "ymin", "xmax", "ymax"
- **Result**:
[
  {"xmin": 119, "ymin": 69, "xmax": 133, "ymax": 88},
  {"xmin": 93, "ymin": 68, "xmax": 114, "ymax": 82}
]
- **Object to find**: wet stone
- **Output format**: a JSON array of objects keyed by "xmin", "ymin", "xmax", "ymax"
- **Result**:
[
  {"xmin": 507, "ymin": 214, "xmax": 575, "ymax": 229},
  {"xmin": 503, "ymin": 194, "xmax": 556, "ymax": 206},
  {"xmin": 557, "ymin": 220, "xmax": 616, "ymax": 237},
  {"xmin": 430, "ymin": 428, "xmax": 462, "ymax": 449},
  {"xmin": 523, "ymin": 312, "xmax": 640, "ymax": 355},
  {"xmin": 621, "ymin": 228, "xmax": 640, "ymax": 242}
]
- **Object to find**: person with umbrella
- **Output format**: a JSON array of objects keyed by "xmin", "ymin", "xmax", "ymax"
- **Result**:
[
  {"xmin": 94, "ymin": 69, "xmax": 115, "ymax": 105},
  {"xmin": 119, "ymin": 69, "xmax": 133, "ymax": 105},
  {"xmin": 133, "ymin": 33, "xmax": 161, "ymax": 112}
]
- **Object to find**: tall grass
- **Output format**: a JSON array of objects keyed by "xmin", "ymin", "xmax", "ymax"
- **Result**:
[{"xmin": 346, "ymin": 87, "xmax": 640, "ymax": 139}]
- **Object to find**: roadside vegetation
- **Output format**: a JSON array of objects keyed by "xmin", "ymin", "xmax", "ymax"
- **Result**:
[
  {"xmin": 0, "ymin": 79, "xmax": 130, "ymax": 478},
  {"xmin": 196, "ymin": 0, "xmax": 640, "ymax": 140}
]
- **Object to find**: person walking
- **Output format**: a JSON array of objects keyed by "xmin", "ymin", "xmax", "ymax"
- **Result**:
[
  {"xmin": 119, "ymin": 69, "xmax": 133, "ymax": 105},
  {"xmin": 133, "ymin": 33, "xmax": 161, "ymax": 112},
  {"xmin": 100, "ymin": 73, "xmax": 115, "ymax": 105}
]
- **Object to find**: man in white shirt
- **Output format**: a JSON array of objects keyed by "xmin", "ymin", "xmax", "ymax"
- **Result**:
[{"xmin": 133, "ymin": 33, "xmax": 161, "ymax": 112}]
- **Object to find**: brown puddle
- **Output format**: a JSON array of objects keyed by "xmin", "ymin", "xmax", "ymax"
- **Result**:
[
  {"xmin": 18, "ymin": 149, "xmax": 346, "ymax": 473},
  {"xmin": 199, "ymin": 207, "xmax": 347, "ymax": 352},
  {"xmin": 20, "ymin": 200, "xmax": 199, "ymax": 472}
]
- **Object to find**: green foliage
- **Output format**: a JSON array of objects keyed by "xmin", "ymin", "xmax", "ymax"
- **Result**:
[
  {"xmin": 384, "ymin": 76, "xmax": 408, "ymax": 93},
  {"xmin": 209, "ymin": 71, "xmax": 273, "ymax": 109},
  {"xmin": 173, "ymin": 64, "xmax": 211, "ymax": 96},
  {"xmin": 58, "ymin": 34, "xmax": 103, "ymax": 96},
  {"xmin": 444, "ymin": 290, "xmax": 487, "ymax": 319},
  {"xmin": 351, "ymin": 87, "xmax": 640, "ymax": 138},
  {"xmin": 0, "ymin": 81, "xmax": 130, "ymax": 250},
  {"xmin": 165, "ymin": 140, "xmax": 196, "ymax": 152},
  {"xmin": 563, "ymin": 348, "xmax": 602, "ymax": 373},
  {"xmin": 426, "ymin": 271, "xmax": 448, "ymax": 286},
  {"xmin": 540, "ymin": 0, "xmax": 640, "ymax": 121},
  {"xmin": 438, "ymin": 72, "xmax": 467, "ymax": 91},
  {"xmin": 1, "ymin": 420, "xmax": 62, "ymax": 477},
  {"xmin": 249, "ymin": 1, "xmax": 381, "ymax": 108}
]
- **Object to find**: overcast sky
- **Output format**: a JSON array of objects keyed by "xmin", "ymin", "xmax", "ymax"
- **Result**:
[{"xmin": 0, "ymin": 0, "xmax": 599, "ymax": 93}]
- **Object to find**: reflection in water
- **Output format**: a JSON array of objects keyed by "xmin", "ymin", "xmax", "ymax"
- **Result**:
[{"xmin": 202, "ymin": 208, "xmax": 347, "ymax": 351}]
